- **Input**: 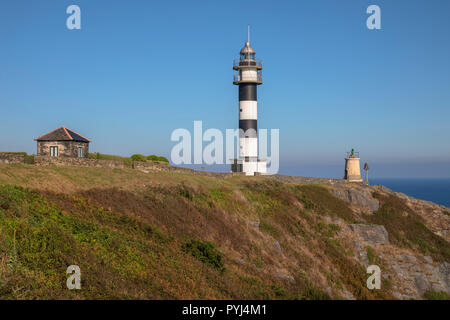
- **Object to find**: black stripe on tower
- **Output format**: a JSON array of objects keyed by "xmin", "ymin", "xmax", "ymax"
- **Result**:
[
  {"xmin": 239, "ymin": 120, "xmax": 257, "ymax": 138},
  {"xmin": 239, "ymin": 83, "xmax": 257, "ymax": 101}
]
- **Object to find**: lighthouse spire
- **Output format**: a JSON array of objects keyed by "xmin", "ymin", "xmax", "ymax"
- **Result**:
[{"xmin": 248, "ymin": 24, "xmax": 250, "ymax": 43}]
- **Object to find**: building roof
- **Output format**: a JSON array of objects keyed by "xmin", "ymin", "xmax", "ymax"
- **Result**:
[{"xmin": 35, "ymin": 126, "xmax": 91, "ymax": 142}]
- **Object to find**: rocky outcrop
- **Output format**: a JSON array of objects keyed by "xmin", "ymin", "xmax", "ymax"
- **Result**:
[
  {"xmin": 383, "ymin": 254, "xmax": 450, "ymax": 299},
  {"xmin": 393, "ymin": 191, "xmax": 450, "ymax": 242},
  {"xmin": 349, "ymin": 224, "xmax": 389, "ymax": 244},
  {"xmin": 332, "ymin": 188, "xmax": 379, "ymax": 213}
]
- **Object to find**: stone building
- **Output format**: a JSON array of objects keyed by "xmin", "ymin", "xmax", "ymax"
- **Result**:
[{"xmin": 35, "ymin": 126, "xmax": 90, "ymax": 158}]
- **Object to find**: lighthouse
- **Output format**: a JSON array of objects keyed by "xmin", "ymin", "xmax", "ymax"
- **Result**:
[
  {"xmin": 231, "ymin": 27, "xmax": 267, "ymax": 176},
  {"xmin": 344, "ymin": 149, "xmax": 363, "ymax": 182}
]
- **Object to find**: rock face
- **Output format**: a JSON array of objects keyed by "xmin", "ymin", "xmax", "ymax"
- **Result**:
[
  {"xmin": 349, "ymin": 224, "xmax": 389, "ymax": 244},
  {"xmin": 414, "ymin": 274, "xmax": 430, "ymax": 294},
  {"xmin": 332, "ymin": 188, "xmax": 379, "ymax": 213},
  {"xmin": 440, "ymin": 262, "xmax": 450, "ymax": 288},
  {"xmin": 386, "ymin": 254, "xmax": 450, "ymax": 298}
]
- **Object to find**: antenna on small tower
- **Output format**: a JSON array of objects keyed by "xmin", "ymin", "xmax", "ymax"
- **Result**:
[{"xmin": 248, "ymin": 24, "xmax": 250, "ymax": 43}]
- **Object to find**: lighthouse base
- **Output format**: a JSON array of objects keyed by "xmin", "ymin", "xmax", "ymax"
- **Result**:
[{"xmin": 231, "ymin": 158, "xmax": 267, "ymax": 176}]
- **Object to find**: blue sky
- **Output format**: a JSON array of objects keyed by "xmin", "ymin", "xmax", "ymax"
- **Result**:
[{"xmin": 1, "ymin": 0, "xmax": 449, "ymax": 178}]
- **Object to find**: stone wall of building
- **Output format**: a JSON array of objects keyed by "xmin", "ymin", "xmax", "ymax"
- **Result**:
[
  {"xmin": 35, "ymin": 156, "xmax": 124, "ymax": 168},
  {"xmin": 37, "ymin": 141, "xmax": 89, "ymax": 158},
  {"xmin": 1, "ymin": 153, "xmax": 247, "ymax": 177},
  {"xmin": 0, "ymin": 152, "xmax": 25, "ymax": 164}
]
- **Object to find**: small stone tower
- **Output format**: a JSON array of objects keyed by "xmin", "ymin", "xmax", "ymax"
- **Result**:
[{"xmin": 344, "ymin": 149, "xmax": 363, "ymax": 182}]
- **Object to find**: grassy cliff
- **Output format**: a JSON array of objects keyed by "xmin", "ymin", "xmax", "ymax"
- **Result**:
[{"xmin": 0, "ymin": 164, "xmax": 448, "ymax": 299}]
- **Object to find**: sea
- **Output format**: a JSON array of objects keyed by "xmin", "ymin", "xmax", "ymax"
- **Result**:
[{"xmin": 370, "ymin": 178, "xmax": 450, "ymax": 208}]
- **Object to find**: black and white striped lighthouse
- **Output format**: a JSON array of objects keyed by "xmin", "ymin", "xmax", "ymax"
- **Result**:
[{"xmin": 231, "ymin": 27, "xmax": 267, "ymax": 175}]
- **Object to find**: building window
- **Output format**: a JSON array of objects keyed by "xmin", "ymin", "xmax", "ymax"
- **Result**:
[
  {"xmin": 50, "ymin": 146, "xmax": 58, "ymax": 157},
  {"xmin": 78, "ymin": 147, "xmax": 83, "ymax": 158}
]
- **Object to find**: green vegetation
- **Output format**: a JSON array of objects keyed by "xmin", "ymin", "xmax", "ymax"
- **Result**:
[
  {"xmin": 293, "ymin": 185, "xmax": 354, "ymax": 222},
  {"xmin": 315, "ymin": 222, "xmax": 340, "ymax": 238},
  {"xmin": 366, "ymin": 246, "xmax": 376, "ymax": 265},
  {"xmin": 131, "ymin": 154, "xmax": 169, "ymax": 163},
  {"xmin": 182, "ymin": 239, "xmax": 225, "ymax": 272},
  {"xmin": 89, "ymin": 152, "xmax": 133, "ymax": 167},
  {"xmin": 130, "ymin": 154, "xmax": 147, "ymax": 162},
  {"xmin": 147, "ymin": 155, "xmax": 169, "ymax": 163},
  {"xmin": 23, "ymin": 154, "xmax": 35, "ymax": 164},
  {"xmin": 297, "ymin": 282, "xmax": 331, "ymax": 300},
  {"xmin": 423, "ymin": 290, "xmax": 450, "ymax": 300},
  {"xmin": 89, "ymin": 153, "xmax": 169, "ymax": 167},
  {"xmin": 260, "ymin": 220, "xmax": 279, "ymax": 238}
]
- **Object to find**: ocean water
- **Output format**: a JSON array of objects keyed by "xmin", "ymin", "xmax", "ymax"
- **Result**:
[{"xmin": 370, "ymin": 178, "xmax": 450, "ymax": 208}]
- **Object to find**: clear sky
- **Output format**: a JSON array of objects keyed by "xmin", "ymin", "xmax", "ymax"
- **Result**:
[{"xmin": 1, "ymin": 0, "xmax": 449, "ymax": 178}]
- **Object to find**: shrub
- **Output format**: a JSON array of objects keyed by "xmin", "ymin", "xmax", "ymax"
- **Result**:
[
  {"xmin": 147, "ymin": 155, "xmax": 169, "ymax": 163},
  {"xmin": 131, "ymin": 154, "xmax": 147, "ymax": 162},
  {"xmin": 182, "ymin": 239, "xmax": 225, "ymax": 272}
]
